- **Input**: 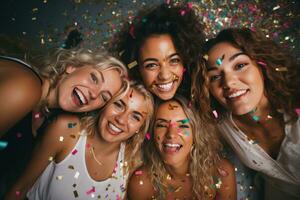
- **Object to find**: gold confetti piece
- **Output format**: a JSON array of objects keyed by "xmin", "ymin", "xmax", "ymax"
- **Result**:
[
  {"xmin": 68, "ymin": 165, "xmax": 74, "ymax": 170},
  {"xmin": 59, "ymin": 136, "xmax": 64, "ymax": 142},
  {"xmin": 139, "ymin": 180, "xmax": 143, "ymax": 185},
  {"xmin": 73, "ymin": 190, "xmax": 79, "ymax": 198},
  {"xmin": 127, "ymin": 60, "xmax": 138, "ymax": 69},
  {"xmin": 234, "ymin": 167, "xmax": 238, "ymax": 172},
  {"xmin": 48, "ymin": 156, "xmax": 54, "ymax": 161},
  {"xmin": 166, "ymin": 174, "xmax": 171, "ymax": 180},
  {"xmin": 174, "ymin": 186, "xmax": 182, "ymax": 193},
  {"xmin": 119, "ymin": 50, "xmax": 124, "ymax": 56},
  {"xmin": 32, "ymin": 8, "xmax": 38, "ymax": 12},
  {"xmin": 56, "ymin": 175, "xmax": 63, "ymax": 180},
  {"xmin": 32, "ymin": 17, "xmax": 37, "ymax": 21},
  {"xmin": 41, "ymin": 38, "xmax": 45, "ymax": 44},
  {"xmin": 203, "ymin": 54, "xmax": 209, "ymax": 61},
  {"xmin": 275, "ymin": 67, "xmax": 288, "ymax": 71},
  {"xmin": 74, "ymin": 171, "xmax": 80, "ymax": 179}
]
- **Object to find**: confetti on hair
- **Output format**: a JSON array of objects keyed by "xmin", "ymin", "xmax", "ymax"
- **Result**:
[
  {"xmin": 0, "ymin": 141, "xmax": 8, "ymax": 150},
  {"xmin": 212, "ymin": 110, "xmax": 219, "ymax": 119},
  {"xmin": 127, "ymin": 60, "xmax": 138, "ymax": 69},
  {"xmin": 174, "ymin": 186, "xmax": 182, "ymax": 193},
  {"xmin": 203, "ymin": 54, "xmax": 209, "ymax": 61},
  {"xmin": 33, "ymin": 112, "xmax": 42, "ymax": 119},
  {"xmin": 135, "ymin": 170, "xmax": 143, "ymax": 176},
  {"xmin": 275, "ymin": 66, "xmax": 288, "ymax": 72},
  {"xmin": 180, "ymin": 9, "xmax": 186, "ymax": 16},
  {"xmin": 257, "ymin": 61, "xmax": 267, "ymax": 67},
  {"xmin": 145, "ymin": 132, "xmax": 151, "ymax": 140},
  {"xmin": 129, "ymin": 89, "xmax": 133, "ymax": 98},
  {"xmin": 295, "ymin": 108, "xmax": 300, "ymax": 116},
  {"xmin": 252, "ymin": 115, "xmax": 260, "ymax": 122},
  {"xmin": 68, "ymin": 122, "xmax": 77, "ymax": 128}
]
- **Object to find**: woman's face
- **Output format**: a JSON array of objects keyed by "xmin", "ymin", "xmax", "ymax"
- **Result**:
[
  {"xmin": 57, "ymin": 65, "xmax": 122, "ymax": 112},
  {"xmin": 154, "ymin": 100, "xmax": 193, "ymax": 167},
  {"xmin": 98, "ymin": 88, "xmax": 148, "ymax": 143},
  {"xmin": 206, "ymin": 42, "xmax": 267, "ymax": 115},
  {"xmin": 139, "ymin": 34, "xmax": 184, "ymax": 100}
]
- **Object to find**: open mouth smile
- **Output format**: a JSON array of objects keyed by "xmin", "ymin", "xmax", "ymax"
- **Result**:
[{"xmin": 72, "ymin": 87, "xmax": 88, "ymax": 106}]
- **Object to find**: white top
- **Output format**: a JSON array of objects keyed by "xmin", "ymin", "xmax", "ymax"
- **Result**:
[
  {"xmin": 27, "ymin": 131, "xmax": 127, "ymax": 200},
  {"xmin": 218, "ymin": 113, "xmax": 300, "ymax": 199}
]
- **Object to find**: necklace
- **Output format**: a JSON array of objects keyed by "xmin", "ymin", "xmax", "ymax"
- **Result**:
[{"xmin": 89, "ymin": 146, "xmax": 103, "ymax": 166}]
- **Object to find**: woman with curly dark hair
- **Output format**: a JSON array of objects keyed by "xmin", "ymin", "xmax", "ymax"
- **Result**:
[
  {"xmin": 192, "ymin": 28, "xmax": 300, "ymax": 200},
  {"xmin": 110, "ymin": 2, "xmax": 205, "ymax": 100}
]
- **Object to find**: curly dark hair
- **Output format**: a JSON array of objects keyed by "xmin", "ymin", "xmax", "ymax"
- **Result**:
[
  {"xmin": 192, "ymin": 28, "xmax": 300, "ymax": 122},
  {"xmin": 110, "ymin": 3, "xmax": 205, "ymax": 99}
]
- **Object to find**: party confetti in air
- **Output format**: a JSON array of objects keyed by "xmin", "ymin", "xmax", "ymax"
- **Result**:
[
  {"xmin": 145, "ymin": 132, "xmax": 151, "ymax": 140},
  {"xmin": 0, "ymin": 141, "xmax": 8, "ymax": 150}
]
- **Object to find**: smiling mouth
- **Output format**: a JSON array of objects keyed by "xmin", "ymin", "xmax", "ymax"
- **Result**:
[
  {"xmin": 72, "ymin": 87, "xmax": 88, "ymax": 106},
  {"xmin": 163, "ymin": 143, "xmax": 183, "ymax": 153},
  {"xmin": 107, "ymin": 122, "xmax": 123, "ymax": 135},
  {"xmin": 226, "ymin": 89, "xmax": 248, "ymax": 100}
]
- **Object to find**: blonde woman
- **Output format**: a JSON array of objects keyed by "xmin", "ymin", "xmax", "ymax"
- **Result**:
[
  {"xmin": 128, "ymin": 95, "xmax": 236, "ymax": 200},
  {"xmin": 5, "ymin": 82, "xmax": 154, "ymax": 200},
  {"xmin": 0, "ymin": 49, "xmax": 128, "ymax": 197}
]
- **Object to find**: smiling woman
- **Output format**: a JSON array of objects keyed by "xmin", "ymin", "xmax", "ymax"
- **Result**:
[{"xmin": 5, "ymin": 81, "xmax": 154, "ymax": 200}]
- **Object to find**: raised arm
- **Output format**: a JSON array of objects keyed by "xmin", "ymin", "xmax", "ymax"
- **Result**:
[{"xmin": 0, "ymin": 60, "xmax": 42, "ymax": 136}]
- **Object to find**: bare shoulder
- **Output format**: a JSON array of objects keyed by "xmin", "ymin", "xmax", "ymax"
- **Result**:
[
  {"xmin": 127, "ymin": 166, "xmax": 155, "ymax": 200},
  {"xmin": 0, "ymin": 60, "xmax": 42, "ymax": 134}
]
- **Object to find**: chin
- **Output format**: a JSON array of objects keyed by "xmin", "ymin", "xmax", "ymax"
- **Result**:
[{"xmin": 156, "ymin": 91, "xmax": 176, "ymax": 100}]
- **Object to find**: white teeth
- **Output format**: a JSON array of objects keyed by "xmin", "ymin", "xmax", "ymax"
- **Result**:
[
  {"xmin": 228, "ymin": 90, "xmax": 247, "ymax": 98},
  {"xmin": 164, "ymin": 143, "xmax": 181, "ymax": 148},
  {"xmin": 108, "ymin": 122, "xmax": 122, "ymax": 133},
  {"xmin": 74, "ymin": 88, "xmax": 87, "ymax": 105},
  {"xmin": 156, "ymin": 82, "xmax": 173, "ymax": 91}
]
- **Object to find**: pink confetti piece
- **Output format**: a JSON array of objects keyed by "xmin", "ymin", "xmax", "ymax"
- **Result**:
[
  {"xmin": 16, "ymin": 132, "xmax": 22, "ymax": 138},
  {"xmin": 257, "ymin": 61, "xmax": 267, "ymax": 67},
  {"xmin": 212, "ymin": 110, "xmax": 218, "ymax": 119},
  {"xmin": 145, "ymin": 132, "xmax": 151, "ymax": 140},
  {"xmin": 86, "ymin": 186, "xmax": 95, "ymax": 195},
  {"xmin": 188, "ymin": 101, "xmax": 192, "ymax": 108},
  {"xmin": 33, "ymin": 112, "xmax": 42, "ymax": 119},
  {"xmin": 295, "ymin": 108, "xmax": 300, "ymax": 116},
  {"xmin": 116, "ymin": 194, "xmax": 122, "ymax": 200},
  {"xmin": 180, "ymin": 9, "xmax": 186, "ymax": 16},
  {"xmin": 15, "ymin": 190, "xmax": 20, "ymax": 196},
  {"xmin": 187, "ymin": 2, "xmax": 193, "ymax": 9},
  {"xmin": 72, "ymin": 149, "xmax": 78, "ymax": 155},
  {"xmin": 135, "ymin": 170, "xmax": 143, "ymax": 175}
]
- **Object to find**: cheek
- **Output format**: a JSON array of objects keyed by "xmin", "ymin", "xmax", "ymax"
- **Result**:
[{"xmin": 140, "ymin": 69, "xmax": 157, "ymax": 86}]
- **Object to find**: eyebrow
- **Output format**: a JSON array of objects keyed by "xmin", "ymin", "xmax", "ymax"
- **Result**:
[
  {"xmin": 207, "ymin": 52, "xmax": 247, "ymax": 71},
  {"xmin": 155, "ymin": 118, "xmax": 189, "ymax": 123},
  {"xmin": 141, "ymin": 53, "xmax": 180, "ymax": 65},
  {"xmin": 99, "ymin": 71, "xmax": 105, "ymax": 83}
]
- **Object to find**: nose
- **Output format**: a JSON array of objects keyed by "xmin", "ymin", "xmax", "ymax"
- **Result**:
[
  {"xmin": 115, "ymin": 111, "xmax": 127, "ymax": 125},
  {"xmin": 166, "ymin": 122, "xmax": 178, "ymax": 139},
  {"xmin": 89, "ymin": 85, "xmax": 101, "ymax": 99},
  {"xmin": 157, "ymin": 63, "xmax": 172, "ymax": 81},
  {"xmin": 222, "ymin": 72, "xmax": 236, "ymax": 90}
]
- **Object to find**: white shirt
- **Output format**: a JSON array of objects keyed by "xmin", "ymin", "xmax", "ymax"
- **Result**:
[
  {"xmin": 218, "ymin": 113, "xmax": 300, "ymax": 199},
  {"xmin": 27, "ymin": 131, "xmax": 127, "ymax": 200}
]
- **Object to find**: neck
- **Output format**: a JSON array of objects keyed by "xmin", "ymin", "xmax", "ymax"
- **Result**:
[
  {"xmin": 89, "ymin": 130, "xmax": 121, "ymax": 156},
  {"xmin": 42, "ymin": 78, "xmax": 58, "ymax": 109},
  {"xmin": 165, "ymin": 159, "xmax": 190, "ymax": 180}
]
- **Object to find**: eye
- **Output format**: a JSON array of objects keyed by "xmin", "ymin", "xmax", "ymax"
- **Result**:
[
  {"xmin": 144, "ymin": 63, "xmax": 158, "ymax": 69},
  {"xmin": 169, "ymin": 57, "xmax": 181, "ymax": 65},
  {"xmin": 101, "ymin": 94, "xmax": 110, "ymax": 103},
  {"xmin": 209, "ymin": 74, "xmax": 221, "ymax": 82},
  {"xmin": 155, "ymin": 123, "xmax": 167, "ymax": 128},
  {"xmin": 90, "ymin": 73, "xmax": 98, "ymax": 83},
  {"xmin": 178, "ymin": 124, "xmax": 189, "ymax": 129},
  {"xmin": 131, "ymin": 114, "xmax": 141, "ymax": 122},
  {"xmin": 113, "ymin": 101, "xmax": 124, "ymax": 110},
  {"xmin": 235, "ymin": 63, "xmax": 248, "ymax": 70}
]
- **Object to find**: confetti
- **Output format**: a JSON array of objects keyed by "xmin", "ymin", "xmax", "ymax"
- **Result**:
[
  {"xmin": 257, "ymin": 61, "xmax": 267, "ymax": 67},
  {"xmin": 33, "ymin": 112, "xmax": 42, "ymax": 119},
  {"xmin": 181, "ymin": 118, "xmax": 189, "ymax": 124},
  {"xmin": 295, "ymin": 108, "xmax": 300, "ymax": 116},
  {"xmin": 216, "ymin": 54, "xmax": 225, "ymax": 66},
  {"xmin": 275, "ymin": 67, "xmax": 288, "ymax": 72},
  {"xmin": 203, "ymin": 54, "xmax": 209, "ymax": 61},
  {"xmin": 74, "ymin": 171, "xmax": 80, "ymax": 179},
  {"xmin": 56, "ymin": 175, "xmax": 63, "ymax": 180},
  {"xmin": 145, "ymin": 132, "xmax": 151, "ymax": 140},
  {"xmin": 135, "ymin": 170, "xmax": 143, "ymax": 175},
  {"xmin": 72, "ymin": 149, "xmax": 78, "ymax": 155},
  {"xmin": 0, "ymin": 141, "xmax": 8, "ymax": 150},
  {"xmin": 86, "ymin": 186, "xmax": 95, "ymax": 195},
  {"xmin": 15, "ymin": 191, "xmax": 20, "ymax": 196},
  {"xmin": 73, "ymin": 190, "xmax": 79, "ymax": 198},
  {"xmin": 48, "ymin": 156, "xmax": 54, "ymax": 161},
  {"xmin": 127, "ymin": 60, "xmax": 138, "ymax": 69},
  {"xmin": 59, "ymin": 136, "xmax": 64, "ymax": 142},
  {"xmin": 68, "ymin": 165, "xmax": 75, "ymax": 170},
  {"xmin": 212, "ymin": 110, "xmax": 218, "ymax": 119},
  {"xmin": 139, "ymin": 180, "xmax": 143, "ymax": 185}
]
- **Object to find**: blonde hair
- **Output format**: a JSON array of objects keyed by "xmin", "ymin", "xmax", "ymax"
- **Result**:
[
  {"xmin": 144, "ymin": 95, "xmax": 221, "ymax": 199},
  {"xmin": 38, "ymin": 48, "xmax": 128, "ymax": 89},
  {"xmin": 82, "ymin": 81, "xmax": 154, "ymax": 173}
]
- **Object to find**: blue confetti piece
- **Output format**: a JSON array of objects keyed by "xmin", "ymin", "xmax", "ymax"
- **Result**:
[
  {"xmin": 181, "ymin": 118, "xmax": 189, "ymax": 124},
  {"xmin": 216, "ymin": 58, "xmax": 222, "ymax": 66},
  {"xmin": 252, "ymin": 115, "xmax": 260, "ymax": 122},
  {"xmin": 0, "ymin": 140, "xmax": 8, "ymax": 150}
]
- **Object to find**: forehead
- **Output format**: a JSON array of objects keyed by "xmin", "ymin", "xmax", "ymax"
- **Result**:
[
  {"xmin": 156, "ymin": 101, "xmax": 186, "ymax": 119},
  {"xmin": 123, "ymin": 88, "xmax": 148, "ymax": 113},
  {"xmin": 140, "ymin": 34, "xmax": 176, "ymax": 55}
]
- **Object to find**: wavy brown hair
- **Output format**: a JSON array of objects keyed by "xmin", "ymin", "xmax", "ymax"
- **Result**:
[
  {"xmin": 143, "ymin": 95, "xmax": 221, "ymax": 199},
  {"xmin": 81, "ymin": 81, "xmax": 154, "ymax": 175},
  {"xmin": 110, "ymin": 3, "xmax": 205, "ymax": 99},
  {"xmin": 192, "ymin": 28, "xmax": 300, "ymax": 122}
]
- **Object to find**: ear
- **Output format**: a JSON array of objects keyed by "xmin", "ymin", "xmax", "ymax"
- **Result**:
[{"xmin": 65, "ymin": 65, "xmax": 77, "ymax": 74}]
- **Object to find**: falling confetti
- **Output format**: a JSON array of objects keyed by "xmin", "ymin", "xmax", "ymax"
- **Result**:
[{"xmin": 0, "ymin": 141, "xmax": 8, "ymax": 150}]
